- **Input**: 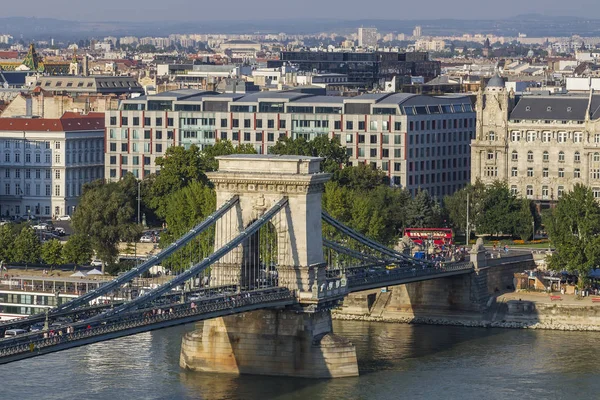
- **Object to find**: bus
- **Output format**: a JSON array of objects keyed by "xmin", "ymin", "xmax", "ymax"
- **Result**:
[{"xmin": 403, "ymin": 228, "xmax": 454, "ymax": 247}]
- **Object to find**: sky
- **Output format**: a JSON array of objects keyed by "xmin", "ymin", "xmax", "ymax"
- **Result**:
[{"xmin": 2, "ymin": 0, "xmax": 599, "ymax": 21}]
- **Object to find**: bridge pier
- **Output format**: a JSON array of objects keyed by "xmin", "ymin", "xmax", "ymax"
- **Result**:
[{"xmin": 180, "ymin": 308, "xmax": 358, "ymax": 378}]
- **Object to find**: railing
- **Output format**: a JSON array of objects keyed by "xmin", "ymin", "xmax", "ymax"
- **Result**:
[
  {"xmin": 484, "ymin": 253, "xmax": 534, "ymax": 267},
  {"xmin": 0, "ymin": 289, "xmax": 294, "ymax": 360},
  {"xmin": 347, "ymin": 262, "xmax": 474, "ymax": 290}
]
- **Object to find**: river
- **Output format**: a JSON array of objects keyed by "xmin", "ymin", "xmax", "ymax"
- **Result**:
[{"xmin": 1, "ymin": 321, "xmax": 598, "ymax": 400}]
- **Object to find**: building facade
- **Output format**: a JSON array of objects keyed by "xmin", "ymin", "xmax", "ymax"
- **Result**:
[
  {"xmin": 472, "ymin": 77, "xmax": 600, "ymax": 206},
  {"xmin": 0, "ymin": 112, "xmax": 105, "ymax": 218},
  {"xmin": 358, "ymin": 27, "xmax": 378, "ymax": 48},
  {"xmin": 105, "ymin": 89, "xmax": 475, "ymax": 198}
]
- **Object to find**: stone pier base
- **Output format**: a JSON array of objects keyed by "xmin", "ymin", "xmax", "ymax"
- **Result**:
[{"xmin": 179, "ymin": 309, "xmax": 358, "ymax": 378}]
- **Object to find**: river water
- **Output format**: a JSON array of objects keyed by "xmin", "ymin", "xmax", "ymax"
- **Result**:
[{"xmin": 1, "ymin": 321, "xmax": 598, "ymax": 400}]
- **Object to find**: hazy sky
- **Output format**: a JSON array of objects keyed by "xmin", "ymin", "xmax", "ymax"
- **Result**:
[{"xmin": 3, "ymin": 0, "xmax": 599, "ymax": 21}]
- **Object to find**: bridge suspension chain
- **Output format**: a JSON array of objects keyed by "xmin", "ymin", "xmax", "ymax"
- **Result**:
[
  {"xmin": 53, "ymin": 195, "xmax": 240, "ymax": 313},
  {"xmin": 90, "ymin": 197, "xmax": 290, "ymax": 320}
]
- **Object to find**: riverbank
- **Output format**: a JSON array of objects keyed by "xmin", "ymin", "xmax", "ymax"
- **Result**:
[{"xmin": 333, "ymin": 291, "xmax": 600, "ymax": 332}]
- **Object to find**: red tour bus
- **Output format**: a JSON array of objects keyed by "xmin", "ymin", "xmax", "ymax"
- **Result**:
[{"xmin": 403, "ymin": 228, "xmax": 454, "ymax": 247}]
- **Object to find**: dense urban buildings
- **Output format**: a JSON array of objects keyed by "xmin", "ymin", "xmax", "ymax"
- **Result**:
[
  {"xmin": 472, "ymin": 76, "xmax": 600, "ymax": 206},
  {"xmin": 105, "ymin": 88, "xmax": 475, "ymax": 197},
  {"xmin": 358, "ymin": 27, "xmax": 378, "ymax": 48},
  {"xmin": 269, "ymin": 51, "xmax": 441, "ymax": 90},
  {"xmin": 0, "ymin": 112, "xmax": 105, "ymax": 218}
]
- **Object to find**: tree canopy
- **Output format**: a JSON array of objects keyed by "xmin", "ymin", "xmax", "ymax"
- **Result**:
[
  {"xmin": 62, "ymin": 234, "xmax": 93, "ymax": 266},
  {"xmin": 269, "ymin": 136, "xmax": 349, "ymax": 174},
  {"xmin": 545, "ymin": 184, "xmax": 600, "ymax": 287},
  {"xmin": 73, "ymin": 175, "xmax": 142, "ymax": 265},
  {"xmin": 12, "ymin": 227, "xmax": 41, "ymax": 264}
]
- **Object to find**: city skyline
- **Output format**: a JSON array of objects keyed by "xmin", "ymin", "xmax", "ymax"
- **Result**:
[{"xmin": 2, "ymin": 0, "xmax": 599, "ymax": 22}]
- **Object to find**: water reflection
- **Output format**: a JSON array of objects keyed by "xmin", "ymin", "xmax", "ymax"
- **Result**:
[{"xmin": 2, "ymin": 321, "xmax": 600, "ymax": 400}]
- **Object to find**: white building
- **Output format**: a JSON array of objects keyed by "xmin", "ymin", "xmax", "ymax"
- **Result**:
[
  {"xmin": 0, "ymin": 112, "xmax": 105, "ymax": 218},
  {"xmin": 358, "ymin": 27, "xmax": 378, "ymax": 48}
]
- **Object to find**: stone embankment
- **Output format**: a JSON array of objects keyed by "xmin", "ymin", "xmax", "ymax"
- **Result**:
[{"xmin": 332, "ymin": 311, "xmax": 600, "ymax": 331}]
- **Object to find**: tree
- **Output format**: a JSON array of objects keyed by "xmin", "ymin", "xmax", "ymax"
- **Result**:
[
  {"xmin": 62, "ymin": 234, "xmax": 93, "ymax": 266},
  {"xmin": 405, "ymin": 189, "xmax": 443, "ymax": 228},
  {"xmin": 333, "ymin": 163, "xmax": 389, "ymax": 191},
  {"xmin": 269, "ymin": 136, "xmax": 349, "ymax": 173},
  {"xmin": 444, "ymin": 179, "xmax": 486, "ymax": 235},
  {"xmin": 0, "ymin": 224, "xmax": 15, "ymax": 263},
  {"xmin": 12, "ymin": 227, "xmax": 41, "ymax": 264},
  {"xmin": 160, "ymin": 181, "xmax": 216, "ymax": 271},
  {"xmin": 73, "ymin": 178, "xmax": 142, "ymax": 267},
  {"xmin": 546, "ymin": 184, "xmax": 600, "ymax": 288},
  {"xmin": 148, "ymin": 145, "xmax": 205, "ymax": 218},
  {"xmin": 475, "ymin": 181, "xmax": 520, "ymax": 237},
  {"xmin": 41, "ymin": 239, "xmax": 63, "ymax": 268},
  {"xmin": 201, "ymin": 140, "xmax": 256, "ymax": 172}
]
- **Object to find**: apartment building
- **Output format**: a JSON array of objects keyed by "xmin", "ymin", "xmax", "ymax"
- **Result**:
[
  {"xmin": 105, "ymin": 89, "xmax": 475, "ymax": 197},
  {"xmin": 0, "ymin": 112, "xmax": 105, "ymax": 218},
  {"xmin": 472, "ymin": 76, "xmax": 600, "ymax": 206}
]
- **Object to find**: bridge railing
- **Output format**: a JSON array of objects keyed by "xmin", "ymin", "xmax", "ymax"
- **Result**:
[
  {"xmin": 0, "ymin": 288, "xmax": 295, "ymax": 360},
  {"xmin": 347, "ymin": 261, "xmax": 473, "ymax": 289}
]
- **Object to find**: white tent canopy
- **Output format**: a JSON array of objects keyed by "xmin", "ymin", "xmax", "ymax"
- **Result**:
[
  {"xmin": 87, "ymin": 268, "xmax": 104, "ymax": 276},
  {"xmin": 70, "ymin": 271, "xmax": 87, "ymax": 278}
]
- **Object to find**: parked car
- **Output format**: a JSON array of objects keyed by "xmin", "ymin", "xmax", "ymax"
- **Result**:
[
  {"xmin": 90, "ymin": 259, "xmax": 102, "ymax": 267},
  {"xmin": 56, "ymin": 215, "xmax": 71, "ymax": 221},
  {"xmin": 140, "ymin": 235, "xmax": 153, "ymax": 243},
  {"xmin": 53, "ymin": 227, "xmax": 66, "ymax": 236},
  {"xmin": 33, "ymin": 223, "xmax": 51, "ymax": 231}
]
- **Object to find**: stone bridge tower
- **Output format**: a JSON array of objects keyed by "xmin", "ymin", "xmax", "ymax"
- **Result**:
[{"xmin": 180, "ymin": 155, "xmax": 358, "ymax": 378}]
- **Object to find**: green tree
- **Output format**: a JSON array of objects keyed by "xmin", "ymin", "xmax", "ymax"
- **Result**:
[
  {"xmin": 160, "ymin": 181, "xmax": 216, "ymax": 271},
  {"xmin": 62, "ymin": 234, "xmax": 94, "ymax": 266},
  {"xmin": 513, "ymin": 199, "xmax": 536, "ymax": 241},
  {"xmin": 41, "ymin": 239, "xmax": 63, "ymax": 268},
  {"xmin": 333, "ymin": 163, "xmax": 389, "ymax": 190},
  {"xmin": 269, "ymin": 136, "xmax": 349, "ymax": 173},
  {"xmin": 475, "ymin": 181, "xmax": 520, "ymax": 237},
  {"xmin": 443, "ymin": 180, "xmax": 486, "ymax": 242},
  {"xmin": 148, "ymin": 145, "xmax": 205, "ymax": 218},
  {"xmin": 0, "ymin": 224, "xmax": 16, "ymax": 263},
  {"xmin": 73, "ymin": 179, "xmax": 142, "ymax": 267},
  {"xmin": 405, "ymin": 189, "xmax": 443, "ymax": 228},
  {"xmin": 201, "ymin": 140, "xmax": 256, "ymax": 172},
  {"xmin": 13, "ymin": 227, "xmax": 41, "ymax": 264},
  {"xmin": 545, "ymin": 184, "xmax": 600, "ymax": 288}
]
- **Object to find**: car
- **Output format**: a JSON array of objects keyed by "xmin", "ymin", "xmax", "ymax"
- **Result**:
[
  {"xmin": 4, "ymin": 329, "xmax": 27, "ymax": 338},
  {"xmin": 90, "ymin": 259, "xmax": 103, "ymax": 267},
  {"xmin": 140, "ymin": 235, "xmax": 153, "ymax": 243},
  {"xmin": 33, "ymin": 223, "xmax": 51, "ymax": 231},
  {"xmin": 56, "ymin": 215, "xmax": 71, "ymax": 221},
  {"xmin": 53, "ymin": 227, "xmax": 66, "ymax": 236},
  {"xmin": 29, "ymin": 323, "xmax": 45, "ymax": 332}
]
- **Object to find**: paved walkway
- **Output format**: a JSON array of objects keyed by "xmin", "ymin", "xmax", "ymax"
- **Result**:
[{"xmin": 499, "ymin": 291, "xmax": 600, "ymax": 306}]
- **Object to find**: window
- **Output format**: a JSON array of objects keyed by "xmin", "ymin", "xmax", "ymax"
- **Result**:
[
  {"xmin": 527, "ymin": 167, "xmax": 534, "ymax": 177},
  {"xmin": 155, "ymin": 144, "xmax": 163, "ymax": 153},
  {"xmin": 511, "ymin": 151, "xmax": 518, "ymax": 161},
  {"xmin": 542, "ymin": 186, "xmax": 549, "ymax": 199},
  {"xmin": 511, "ymin": 167, "xmax": 518, "ymax": 177},
  {"xmin": 543, "ymin": 168, "xmax": 549, "ymax": 178},
  {"xmin": 595, "ymin": 134, "xmax": 600, "ymax": 143},
  {"xmin": 55, "ymin": 154, "xmax": 60, "ymax": 164},
  {"xmin": 527, "ymin": 151, "xmax": 533, "ymax": 162},
  {"xmin": 244, "ymin": 119, "xmax": 251, "ymax": 128},
  {"xmin": 574, "ymin": 132, "xmax": 583, "ymax": 143},
  {"xmin": 144, "ymin": 117, "xmax": 151, "ymax": 126},
  {"xmin": 121, "ymin": 117, "xmax": 128, "ymax": 125},
  {"xmin": 542, "ymin": 131, "xmax": 552, "ymax": 142},
  {"xmin": 594, "ymin": 153, "xmax": 600, "ymax": 163},
  {"xmin": 155, "ymin": 131, "xmax": 162, "ymax": 140},
  {"xmin": 526, "ymin": 131, "xmax": 536, "ymax": 142},
  {"xmin": 511, "ymin": 131, "xmax": 521, "ymax": 142},
  {"xmin": 156, "ymin": 117, "xmax": 163, "ymax": 126},
  {"xmin": 558, "ymin": 151, "xmax": 565, "ymax": 162},
  {"xmin": 591, "ymin": 169, "xmax": 600, "ymax": 180},
  {"xmin": 244, "ymin": 132, "xmax": 251, "ymax": 142},
  {"xmin": 542, "ymin": 151, "xmax": 549, "ymax": 162},
  {"xmin": 54, "ymin": 185, "xmax": 60, "ymax": 196},
  {"xmin": 370, "ymin": 121, "xmax": 378, "ymax": 131},
  {"xmin": 133, "ymin": 117, "xmax": 140, "ymax": 126},
  {"xmin": 510, "ymin": 185, "xmax": 518, "ymax": 195},
  {"xmin": 45, "ymin": 170, "xmax": 51, "ymax": 179},
  {"xmin": 394, "ymin": 122, "xmax": 402, "ymax": 131},
  {"xmin": 574, "ymin": 168, "xmax": 581, "ymax": 178},
  {"xmin": 144, "ymin": 130, "xmax": 151, "ymax": 139},
  {"xmin": 488, "ymin": 131, "xmax": 496, "ymax": 140},
  {"xmin": 35, "ymin": 169, "xmax": 40, "ymax": 179},
  {"xmin": 110, "ymin": 116, "xmax": 117, "ymax": 125},
  {"xmin": 279, "ymin": 120, "xmax": 286, "ymax": 129},
  {"xmin": 346, "ymin": 121, "xmax": 353, "ymax": 130},
  {"xmin": 558, "ymin": 168, "xmax": 565, "ymax": 178},
  {"xmin": 558, "ymin": 186, "xmax": 564, "ymax": 198},
  {"xmin": 256, "ymin": 120, "xmax": 263, "ymax": 129},
  {"xmin": 574, "ymin": 152, "xmax": 581, "ymax": 163},
  {"xmin": 526, "ymin": 185, "xmax": 533, "ymax": 199},
  {"xmin": 45, "ymin": 184, "xmax": 51, "ymax": 196},
  {"xmin": 358, "ymin": 121, "xmax": 365, "ymax": 130},
  {"xmin": 593, "ymin": 188, "xmax": 600, "ymax": 199},
  {"xmin": 558, "ymin": 132, "xmax": 568, "ymax": 143},
  {"xmin": 167, "ymin": 118, "xmax": 174, "ymax": 127},
  {"xmin": 55, "ymin": 170, "xmax": 60, "ymax": 179}
]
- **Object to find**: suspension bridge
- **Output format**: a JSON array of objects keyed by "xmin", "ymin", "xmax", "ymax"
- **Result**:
[{"xmin": 0, "ymin": 155, "xmax": 488, "ymax": 378}]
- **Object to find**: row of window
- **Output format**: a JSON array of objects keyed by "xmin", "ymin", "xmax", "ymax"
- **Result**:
[
  {"xmin": 508, "ymin": 131, "xmax": 592, "ymax": 143},
  {"xmin": 2, "ymin": 140, "xmax": 101, "ymax": 150},
  {"xmin": 407, "ymin": 170, "xmax": 469, "ymax": 186},
  {"xmin": 112, "ymin": 116, "xmax": 174, "ymax": 127},
  {"xmin": 509, "ymin": 185, "xmax": 600, "ymax": 200},
  {"xmin": 508, "ymin": 166, "xmax": 600, "ymax": 179},
  {"xmin": 109, "ymin": 155, "xmax": 152, "ymax": 166},
  {"xmin": 108, "ymin": 129, "xmax": 174, "ymax": 141},
  {"xmin": 506, "ymin": 150, "xmax": 600, "ymax": 163},
  {"xmin": 4, "ymin": 183, "xmax": 54, "ymax": 196}
]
